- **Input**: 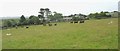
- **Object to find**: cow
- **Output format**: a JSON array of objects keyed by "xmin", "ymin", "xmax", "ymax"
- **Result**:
[
  {"xmin": 54, "ymin": 23, "xmax": 57, "ymax": 26},
  {"xmin": 26, "ymin": 26, "xmax": 29, "ymax": 28},
  {"xmin": 48, "ymin": 24, "xmax": 52, "ymax": 26}
]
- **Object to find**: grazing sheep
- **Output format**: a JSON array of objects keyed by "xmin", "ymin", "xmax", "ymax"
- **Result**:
[
  {"xmin": 6, "ymin": 33, "xmax": 11, "ymax": 36},
  {"xmin": 108, "ymin": 21, "xmax": 113, "ymax": 24},
  {"xmin": 110, "ymin": 21, "xmax": 113, "ymax": 23}
]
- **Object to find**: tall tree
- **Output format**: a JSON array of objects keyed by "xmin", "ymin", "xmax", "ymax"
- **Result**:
[
  {"xmin": 20, "ymin": 15, "xmax": 26, "ymax": 22},
  {"xmin": 29, "ymin": 15, "xmax": 35, "ymax": 19},
  {"xmin": 28, "ymin": 16, "xmax": 40, "ymax": 25},
  {"xmin": 48, "ymin": 14, "xmax": 54, "ymax": 21},
  {"xmin": 11, "ymin": 19, "xmax": 17, "ymax": 27},
  {"xmin": 53, "ymin": 12, "xmax": 63, "ymax": 21},
  {"xmin": 31, "ymin": 17, "xmax": 40, "ymax": 25},
  {"xmin": 19, "ymin": 15, "xmax": 26, "ymax": 25},
  {"xmin": 4, "ymin": 20, "xmax": 12, "ymax": 27}
]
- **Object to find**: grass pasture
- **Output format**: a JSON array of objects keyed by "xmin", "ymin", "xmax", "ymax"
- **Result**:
[{"xmin": 2, "ymin": 18, "xmax": 118, "ymax": 49}]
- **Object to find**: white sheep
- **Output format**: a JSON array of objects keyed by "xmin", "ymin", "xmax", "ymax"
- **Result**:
[
  {"xmin": 6, "ymin": 33, "xmax": 11, "ymax": 36},
  {"xmin": 108, "ymin": 21, "xmax": 113, "ymax": 24}
]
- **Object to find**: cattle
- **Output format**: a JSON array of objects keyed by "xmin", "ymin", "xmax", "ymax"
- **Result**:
[
  {"xmin": 74, "ymin": 21, "xmax": 78, "ymax": 23},
  {"xmin": 2, "ymin": 26, "xmax": 8, "ymax": 29},
  {"xmin": 80, "ymin": 20, "xmax": 85, "ymax": 23},
  {"xmin": 48, "ymin": 24, "xmax": 52, "ymax": 26},
  {"xmin": 26, "ymin": 26, "xmax": 29, "ymax": 28},
  {"xmin": 70, "ymin": 21, "xmax": 73, "ymax": 23},
  {"xmin": 54, "ymin": 23, "xmax": 57, "ymax": 26}
]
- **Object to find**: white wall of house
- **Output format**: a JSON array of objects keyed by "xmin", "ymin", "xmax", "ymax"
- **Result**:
[
  {"xmin": 107, "ymin": 11, "xmax": 118, "ymax": 18},
  {"xmin": 63, "ymin": 17, "xmax": 72, "ymax": 21}
]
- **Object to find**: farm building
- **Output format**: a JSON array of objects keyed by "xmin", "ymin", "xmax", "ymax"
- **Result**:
[
  {"xmin": 106, "ymin": 11, "xmax": 119, "ymax": 18},
  {"xmin": 63, "ymin": 16, "xmax": 72, "ymax": 22},
  {"xmin": 63, "ymin": 14, "xmax": 88, "ymax": 22}
]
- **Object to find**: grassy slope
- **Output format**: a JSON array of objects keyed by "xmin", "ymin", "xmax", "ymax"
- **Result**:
[{"xmin": 2, "ymin": 18, "xmax": 118, "ymax": 49}]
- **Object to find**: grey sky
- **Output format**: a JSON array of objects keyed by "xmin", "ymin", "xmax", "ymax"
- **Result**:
[{"xmin": 0, "ymin": 0, "xmax": 119, "ymax": 17}]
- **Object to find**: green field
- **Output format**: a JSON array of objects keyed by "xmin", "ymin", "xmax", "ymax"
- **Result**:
[{"xmin": 2, "ymin": 18, "xmax": 118, "ymax": 49}]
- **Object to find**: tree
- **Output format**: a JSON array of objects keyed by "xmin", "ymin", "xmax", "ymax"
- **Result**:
[
  {"xmin": 4, "ymin": 20, "xmax": 12, "ymax": 27},
  {"xmin": 20, "ymin": 15, "xmax": 26, "ymax": 22},
  {"xmin": 31, "ymin": 17, "xmax": 39, "ymax": 25},
  {"xmin": 19, "ymin": 15, "xmax": 26, "ymax": 25},
  {"xmin": 29, "ymin": 15, "xmax": 35, "ymax": 19},
  {"xmin": 89, "ymin": 11, "xmax": 112, "ymax": 19},
  {"xmin": 28, "ymin": 16, "xmax": 40, "ymax": 25},
  {"xmin": 45, "ymin": 8, "xmax": 50, "ymax": 17},
  {"xmin": 28, "ymin": 19, "xmax": 34, "ymax": 25},
  {"xmin": 38, "ymin": 15, "xmax": 43, "ymax": 18},
  {"xmin": 48, "ymin": 14, "xmax": 54, "ymax": 21},
  {"xmin": 53, "ymin": 12, "xmax": 63, "ymax": 21},
  {"xmin": 89, "ymin": 13, "xmax": 94, "ymax": 18},
  {"xmin": 72, "ymin": 17, "xmax": 79, "ymax": 21},
  {"xmin": 100, "ymin": 11, "xmax": 106, "ymax": 16},
  {"xmin": 10, "ymin": 19, "xmax": 18, "ymax": 27}
]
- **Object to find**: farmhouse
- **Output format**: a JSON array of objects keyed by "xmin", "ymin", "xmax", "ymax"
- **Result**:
[
  {"xmin": 63, "ymin": 16, "xmax": 72, "ymax": 22},
  {"xmin": 106, "ymin": 11, "xmax": 119, "ymax": 18},
  {"xmin": 111, "ymin": 11, "xmax": 118, "ymax": 18},
  {"xmin": 63, "ymin": 14, "xmax": 88, "ymax": 22},
  {"xmin": 75, "ymin": 14, "xmax": 85, "ymax": 19}
]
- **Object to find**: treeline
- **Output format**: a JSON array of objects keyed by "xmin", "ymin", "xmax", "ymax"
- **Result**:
[
  {"xmin": 88, "ymin": 11, "xmax": 111, "ymax": 19},
  {"xmin": 2, "ymin": 12, "xmax": 63, "ymax": 29},
  {"xmin": 2, "ymin": 11, "xmax": 117, "ymax": 29},
  {"xmin": 48, "ymin": 12, "xmax": 63, "ymax": 22}
]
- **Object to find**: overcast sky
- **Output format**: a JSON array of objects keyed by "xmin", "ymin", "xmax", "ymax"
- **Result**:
[{"xmin": 0, "ymin": 0, "xmax": 119, "ymax": 17}]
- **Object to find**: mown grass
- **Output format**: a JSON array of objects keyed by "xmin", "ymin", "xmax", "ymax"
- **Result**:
[{"xmin": 2, "ymin": 18, "xmax": 118, "ymax": 49}]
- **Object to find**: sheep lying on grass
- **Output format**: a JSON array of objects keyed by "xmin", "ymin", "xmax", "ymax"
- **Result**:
[
  {"xmin": 108, "ymin": 21, "xmax": 113, "ymax": 24},
  {"xmin": 6, "ymin": 33, "xmax": 11, "ymax": 36}
]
